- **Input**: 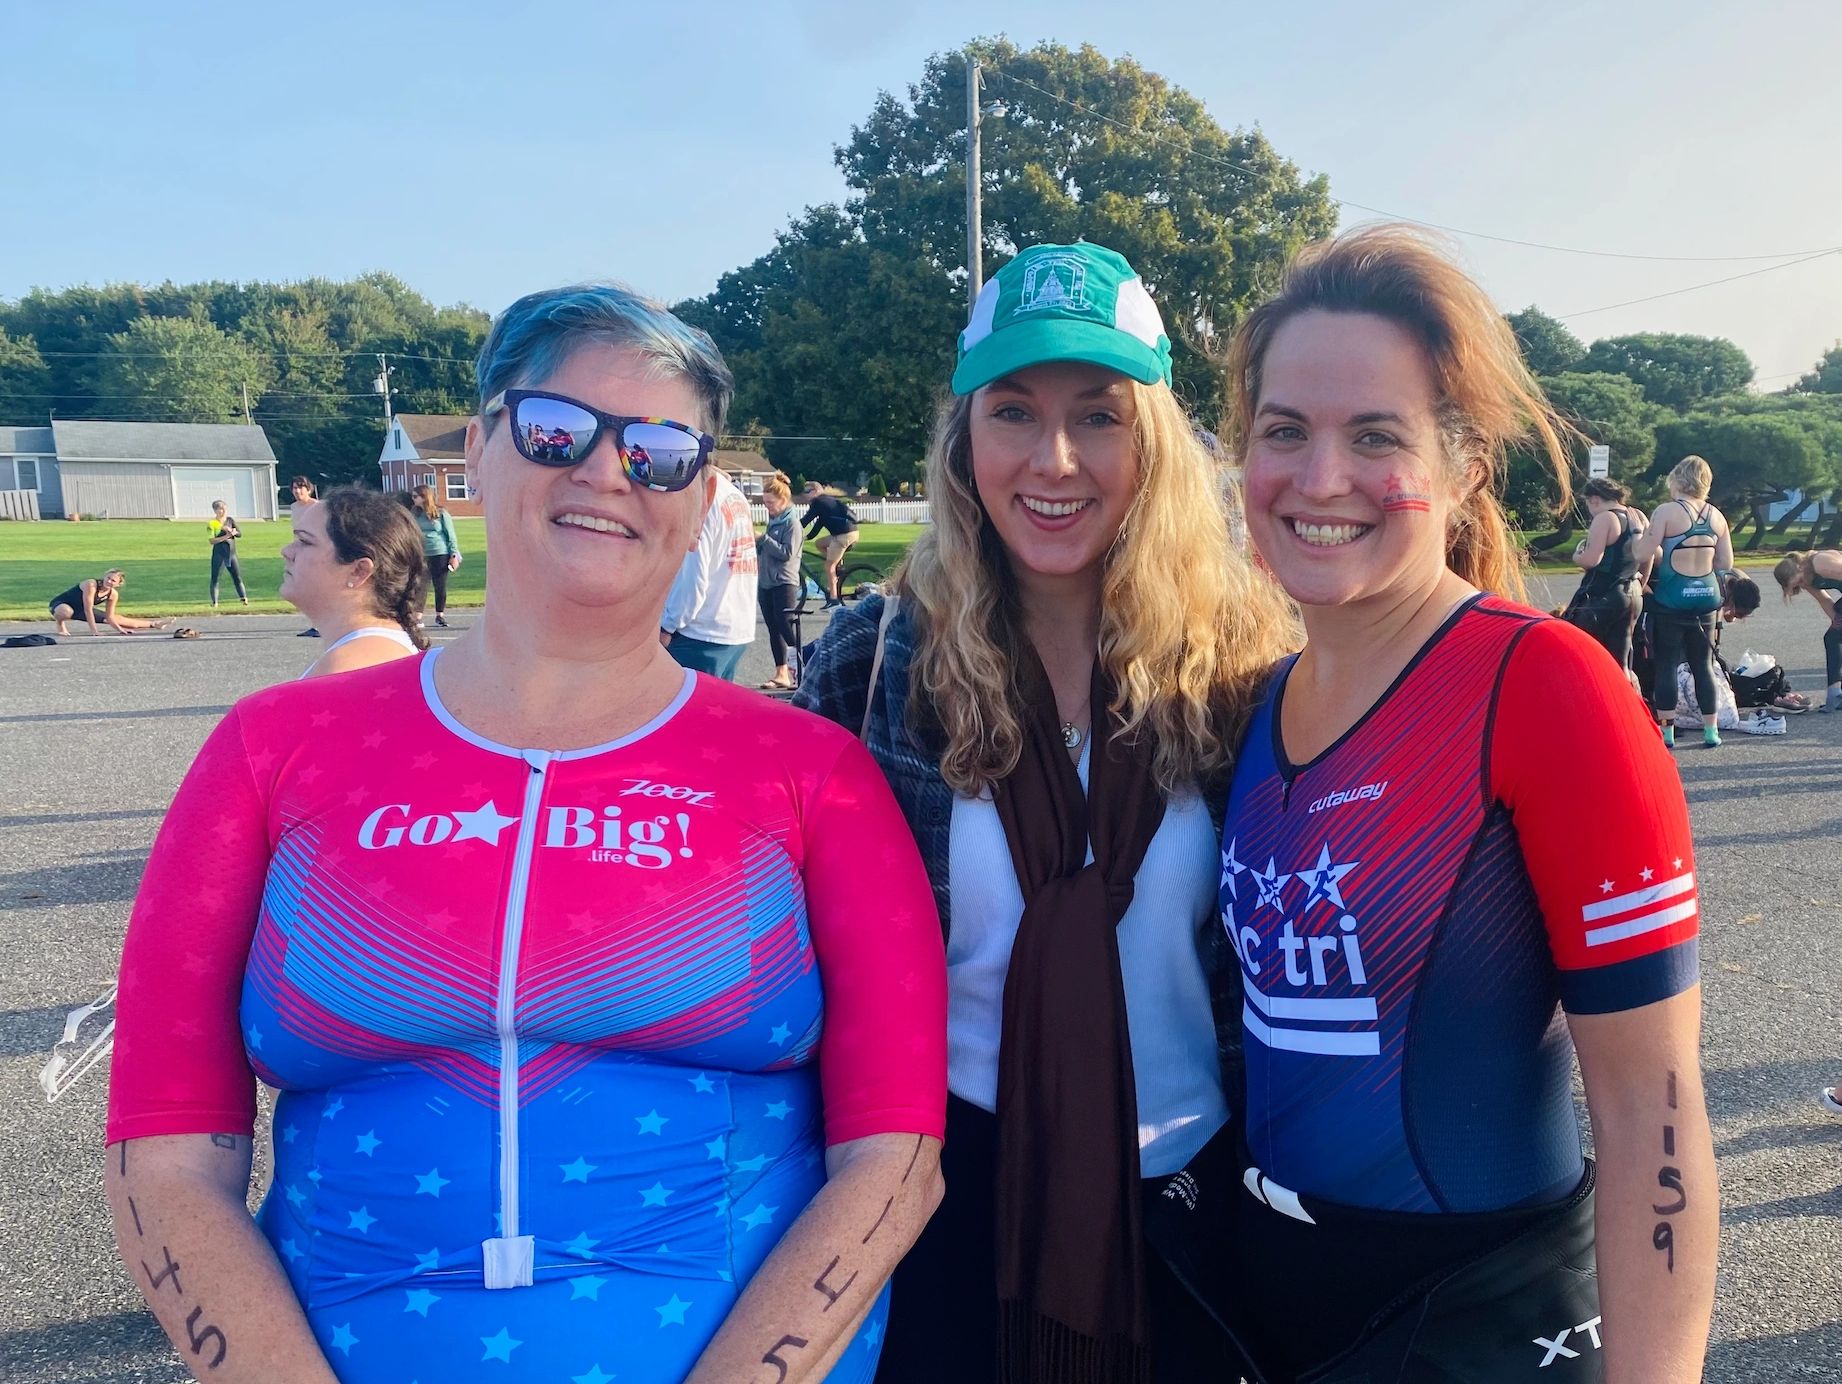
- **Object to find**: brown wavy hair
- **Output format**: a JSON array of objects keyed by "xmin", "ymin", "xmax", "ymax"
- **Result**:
[
  {"xmin": 1225, "ymin": 224, "xmax": 1577, "ymax": 603},
  {"xmin": 321, "ymin": 487, "xmax": 431, "ymax": 650},
  {"xmin": 895, "ymin": 383, "xmax": 1298, "ymax": 796}
]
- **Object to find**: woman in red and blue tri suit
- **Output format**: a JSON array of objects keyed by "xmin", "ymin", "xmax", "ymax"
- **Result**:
[{"xmin": 1208, "ymin": 227, "xmax": 1717, "ymax": 1383}]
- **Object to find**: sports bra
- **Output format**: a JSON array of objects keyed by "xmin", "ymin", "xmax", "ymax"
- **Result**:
[
  {"xmin": 300, "ymin": 626, "xmax": 420, "ymax": 679},
  {"xmin": 1654, "ymin": 502, "xmax": 1722, "ymax": 612}
]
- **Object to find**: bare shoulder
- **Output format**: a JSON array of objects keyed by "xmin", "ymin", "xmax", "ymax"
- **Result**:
[{"xmin": 314, "ymin": 640, "xmax": 418, "ymax": 679}]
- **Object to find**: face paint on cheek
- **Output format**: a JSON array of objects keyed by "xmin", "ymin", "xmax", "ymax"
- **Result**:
[{"xmin": 1382, "ymin": 469, "xmax": 1433, "ymax": 514}]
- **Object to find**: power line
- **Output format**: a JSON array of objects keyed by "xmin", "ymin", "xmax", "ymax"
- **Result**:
[
  {"xmin": 1556, "ymin": 249, "xmax": 1842, "ymax": 319},
  {"xmin": 987, "ymin": 67, "xmax": 1842, "ymax": 265}
]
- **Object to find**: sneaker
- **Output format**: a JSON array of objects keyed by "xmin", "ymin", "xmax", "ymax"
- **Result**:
[
  {"xmin": 1739, "ymin": 714, "xmax": 1786, "ymax": 736},
  {"xmin": 297, "ymin": 628, "xmax": 320, "ymax": 638},
  {"xmin": 1823, "ymin": 1088, "xmax": 1842, "ymax": 1115},
  {"xmin": 435, "ymin": 615, "xmax": 449, "ymax": 629},
  {"xmin": 1772, "ymin": 693, "xmax": 1811, "ymax": 714}
]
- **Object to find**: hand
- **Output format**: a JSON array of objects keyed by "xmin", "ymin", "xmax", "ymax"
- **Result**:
[{"xmin": 448, "ymin": 555, "xmax": 461, "ymax": 571}]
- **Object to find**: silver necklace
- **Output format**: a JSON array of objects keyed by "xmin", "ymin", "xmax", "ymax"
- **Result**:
[{"xmin": 1060, "ymin": 720, "xmax": 1085, "ymax": 750}]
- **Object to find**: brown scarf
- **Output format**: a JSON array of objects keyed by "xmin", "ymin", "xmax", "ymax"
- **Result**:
[{"xmin": 991, "ymin": 645, "xmax": 1167, "ymax": 1384}]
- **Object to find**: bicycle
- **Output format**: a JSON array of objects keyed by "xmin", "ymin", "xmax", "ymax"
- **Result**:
[{"xmin": 796, "ymin": 552, "xmax": 884, "ymax": 615}]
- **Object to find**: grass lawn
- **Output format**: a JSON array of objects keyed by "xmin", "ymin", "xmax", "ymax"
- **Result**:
[{"xmin": 0, "ymin": 519, "xmax": 925, "ymax": 621}]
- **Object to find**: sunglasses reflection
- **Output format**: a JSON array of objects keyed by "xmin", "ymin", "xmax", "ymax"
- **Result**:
[{"xmin": 525, "ymin": 421, "xmax": 580, "ymax": 461}]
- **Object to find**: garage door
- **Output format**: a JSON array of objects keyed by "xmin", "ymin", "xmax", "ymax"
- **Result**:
[{"xmin": 171, "ymin": 468, "xmax": 257, "ymax": 520}]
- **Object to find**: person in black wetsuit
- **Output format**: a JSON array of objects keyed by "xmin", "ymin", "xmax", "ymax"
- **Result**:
[
  {"xmin": 1567, "ymin": 478, "xmax": 1647, "ymax": 674},
  {"xmin": 801, "ymin": 481, "xmax": 859, "ymax": 606},
  {"xmin": 48, "ymin": 569, "xmax": 166, "ymax": 636},
  {"xmin": 1632, "ymin": 455, "xmax": 1734, "ymax": 748}
]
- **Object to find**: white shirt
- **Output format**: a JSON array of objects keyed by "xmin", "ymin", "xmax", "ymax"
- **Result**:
[
  {"xmin": 662, "ymin": 470, "xmax": 758, "ymax": 646},
  {"xmin": 946, "ymin": 747, "xmax": 1228, "ymax": 1177}
]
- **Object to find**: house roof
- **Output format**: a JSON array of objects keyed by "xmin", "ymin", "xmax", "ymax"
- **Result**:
[
  {"xmin": 713, "ymin": 450, "xmax": 769, "ymax": 475},
  {"xmin": 396, "ymin": 415, "xmax": 469, "ymax": 459},
  {"xmin": 50, "ymin": 420, "xmax": 277, "ymax": 464},
  {"xmin": 0, "ymin": 426, "xmax": 54, "ymax": 454}
]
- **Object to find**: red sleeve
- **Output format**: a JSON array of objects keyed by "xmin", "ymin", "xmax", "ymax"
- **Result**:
[
  {"xmin": 800, "ymin": 733, "xmax": 947, "ymax": 1146},
  {"xmin": 1491, "ymin": 618, "xmax": 1700, "ymax": 1015},
  {"xmin": 107, "ymin": 708, "xmax": 270, "ymax": 1144}
]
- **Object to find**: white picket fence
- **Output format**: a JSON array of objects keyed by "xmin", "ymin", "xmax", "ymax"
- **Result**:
[{"xmin": 748, "ymin": 498, "xmax": 931, "ymax": 526}]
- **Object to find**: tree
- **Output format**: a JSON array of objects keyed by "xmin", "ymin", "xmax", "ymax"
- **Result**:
[
  {"xmin": 1506, "ymin": 371, "xmax": 1662, "ymax": 539},
  {"xmin": 1575, "ymin": 333, "xmax": 1753, "ymax": 412},
  {"xmin": 1792, "ymin": 343, "xmax": 1842, "ymax": 395},
  {"xmin": 839, "ymin": 40, "xmax": 1337, "ymax": 408},
  {"xmin": 1506, "ymin": 307, "xmax": 1584, "ymax": 376},
  {"xmin": 0, "ymin": 327, "xmax": 51, "ymax": 425},
  {"xmin": 93, "ymin": 314, "xmax": 272, "ymax": 423},
  {"xmin": 1653, "ymin": 411, "xmax": 1826, "ymax": 548}
]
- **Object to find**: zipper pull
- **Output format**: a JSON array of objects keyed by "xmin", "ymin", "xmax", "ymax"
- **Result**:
[{"xmin": 523, "ymin": 749, "xmax": 552, "ymax": 775}]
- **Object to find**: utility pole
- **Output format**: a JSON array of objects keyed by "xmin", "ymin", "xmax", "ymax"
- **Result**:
[
  {"xmin": 240, "ymin": 380, "xmax": 252, "ymax": 425},
  {"xmin": 966, "ymin": 55, "xmax": 983, "ymax": 311},
  {"xmin": 374, "ymin": 353, "xmax": 395, "ymax": 430}
]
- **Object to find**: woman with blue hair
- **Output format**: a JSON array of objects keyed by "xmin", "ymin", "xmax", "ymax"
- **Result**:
[{"xmin": 107, "ymin": 282, "xmax": 948, "ymax": 1383}]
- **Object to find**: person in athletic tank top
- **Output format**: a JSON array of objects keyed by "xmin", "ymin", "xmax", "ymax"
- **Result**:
[
  {"xmin": 1771, "ymin": 548, "xmax": 1842, "ymax": 713},
  {"xmin": 281, "ymin": 487, "xmax": 431, "ymax": 680},
  {"xmin": 1632, "ymin": 457, "xmax": 1734, "ymax": 748},
  {"xmin": 1214, "ymin": 226, "xmax": 1715, "ymax": 1383},
  {"xmin": 1568, "ymin": 478, "xmax": 1648, "ymax": 675},
  {"xmin": 108, "ymin": 285, "xmax": 944, "ymax": 1384}
]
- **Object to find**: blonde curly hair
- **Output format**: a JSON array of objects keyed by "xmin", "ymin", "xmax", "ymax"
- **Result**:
[{"xmin": 894, "ymin": 380, "xmax": 1299, "ymax": 796}]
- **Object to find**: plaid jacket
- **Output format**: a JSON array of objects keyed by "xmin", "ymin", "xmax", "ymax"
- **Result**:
[{"xmin": 794, "ymin": 593, "xmax": 1247, "ymax": 1091}]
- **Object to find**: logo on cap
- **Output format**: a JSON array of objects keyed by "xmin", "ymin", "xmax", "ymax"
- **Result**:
[{"xmin": 1016, "ymin": 254, "xmax": 1089, "ymax": 315}]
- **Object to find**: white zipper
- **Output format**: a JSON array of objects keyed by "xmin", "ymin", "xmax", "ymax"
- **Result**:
[{"xmin": 482, "ymin": 748, "xmax": 553, "ymax": 1289}]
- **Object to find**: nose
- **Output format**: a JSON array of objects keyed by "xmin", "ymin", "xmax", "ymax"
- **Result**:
[
  {"xmin": 1293, "ymin": 436, "xmax": 1356, "ymax": 503},
  {"xmin": 569, "ymin": 428, "xmax": 635, "ymax": 494},
  {"xmin": 1028, "ymin": 423, "xmax": 1079, "ymax": 481}
]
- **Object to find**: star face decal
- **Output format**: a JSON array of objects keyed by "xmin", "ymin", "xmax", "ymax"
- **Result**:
[
  {"xmin": 655, "ymin": 1293, "xmax": 692, "ymax": 1326},
  {"xmin": 1220, "ymin": 837, "xmax": 1249, "ymax": 899},
  {"xmin": 403, "ymin": 1289, "xmax": 439, "ymax": 1318},
  {"xmin": 1296, "ymin": 842, "xmax": 1359, "ymax": 913},
  {"xmin": 450, "ymin": 800, "xmax": 519, "ymax": 846},
  {"xmin": 415, "ymin": 1168, "xmax": 449, "ymax": 1198},
  {"xmin": 480, "ymin": 1327, "xmax": 523, "ymax": 1363},
  {"xmin": 635, "ymin": 1109, "xmax": 669, "ymax": 1136},
  {"xmin": 1252, "ymin": 858, "xmax": 1291, "ymax": 912},
  {"xmin": 560, "ymin": 1156, "xmax": 596, "ymax": 1184}
]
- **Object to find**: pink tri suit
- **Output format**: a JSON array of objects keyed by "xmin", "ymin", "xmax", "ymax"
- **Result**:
[{"xmin": 109, "ymin": 650, "xmax": 948, "ymax": 1383}]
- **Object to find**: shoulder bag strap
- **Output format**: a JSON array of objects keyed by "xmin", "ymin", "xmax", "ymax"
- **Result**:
[{"xmin": 860, "ymin": 594, "xmax": 900, "ymax": 745}]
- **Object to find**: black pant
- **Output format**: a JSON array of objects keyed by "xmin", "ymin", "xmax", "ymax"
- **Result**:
[
  {"xmin": 424, "ymin": 557, "xmax": 449, "ymax": 614},
  {"xmin": 1568, "ymin": 583, "xmax": 1640, "ymax": 671},
  {"xmin": 1826, "ymin": 623, "xmax": 1842, "ymax": 685},
  {"xmin": 877, "ymin": 1095, "xmax": 1228, "ymax": 1384},
  {"xmin": 759, "ymin": 584, "xmax": 797, "ymax": 667},
  {"xmin": 1650, "ymin": 608, "xmax": 1717, "ymax": 715},
  {"xmin": 210, "ymin": 546, "xmax": 246, "ymax": 603}
]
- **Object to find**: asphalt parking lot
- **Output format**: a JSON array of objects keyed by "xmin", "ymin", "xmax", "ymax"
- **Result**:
[{"xmin": 0, "ymin": 581, "xmax": 1837, "ymax": 1382}]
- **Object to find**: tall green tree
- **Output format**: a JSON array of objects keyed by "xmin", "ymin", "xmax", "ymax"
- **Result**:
[
  {"xmin": 94, "ymin": 314, "xmax": 272, "ymax": 423},
  {"xmin": 1576, "ymin": 332, "xmax": 1753, "ymax": 412},
  {"xmin": 1653, "ymin": 411, "xmax": 1826, "ymax": 547},
  {"xmin": 1792, "ymin": 343, "xmax": 1842, "ymax": 394},
  {"xmin": 1506, "ymin": 307, "xmax": 1585, "ymax": 375},
  {"xmin": 0, "ymin": 327, "xmax": 51, "ymax": 425},
  {"xmin": 1508, "ymin": 371, "xmax": 1662, "ymax": 539}
]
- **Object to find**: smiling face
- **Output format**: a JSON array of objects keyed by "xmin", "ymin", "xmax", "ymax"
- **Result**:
[
  {"xmin": 280, "ymin": 497, "xmax": 367, "ymax": 613},
  {"xmin": 1242, "ymin": 311, "xmax": 1457, "ymax": 611},
  {"xmin": 466, "ymin": 342, "xmax": 713, "ymax": 622},
  {"xmin": 969, "ymin": 360, "xmax": 1140, "ymax": 586}
]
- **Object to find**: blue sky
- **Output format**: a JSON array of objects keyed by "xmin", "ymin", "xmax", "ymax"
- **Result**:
[{"xmin": 9, "ymin": 0, "xmax": 1840, "ymax": 386}]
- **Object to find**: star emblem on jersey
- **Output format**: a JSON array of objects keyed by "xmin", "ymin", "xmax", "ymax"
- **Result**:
[
  {"xmin": 450, "ymin": 800, "xmax": 519, "ymax": 845},
  {"xmin": 1220, "ymin": 837, "xmax": 1248, "ymax": 899},
  {"xmin": 1252, "ymin": 858, "xmax": 1291, "ymax": 912},
  {"xmin": 1296, "ymin": 842, "xmax": 1359, "ymax": 913}
]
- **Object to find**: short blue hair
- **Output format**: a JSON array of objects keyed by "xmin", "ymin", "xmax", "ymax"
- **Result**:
[{"xmin": 475, "ymin": 282, "xmax": 734, "ymax": 435}]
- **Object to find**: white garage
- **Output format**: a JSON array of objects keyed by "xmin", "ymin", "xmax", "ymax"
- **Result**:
[{"xmin": 40, "ymin": 421, "xmax": 280, "ymax": 520}]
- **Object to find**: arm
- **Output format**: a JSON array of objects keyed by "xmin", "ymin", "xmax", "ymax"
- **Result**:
[
  {"xmin": 687, "ymin": 733, "xmax": 947, "ymax": 1384},
  {"xmin": 107, "ymin": 710, "xmax": 334, "ymax": 1381},
  {"xmin": 81, "ymin": 580, "xmax": 102, "ymax": 634},
  {"xmin": 1575, "ymin": 512, "xmax": 1616, "ymax": 571},
  {"xmin": 760, "ymin": 516, "xmax": 795, "ymax": 566},
  {"xmin": 1711, "ymin": 513, "xmax": 1734, "ymax": 573},
  {"xmin": 1570, "ymin": 995, "xmax": 1717, "ymax": 1384},
  {"xmin": 662, "ymin": 507, "xmax": 722, "ymax": 634},
  {"xmin": 802, "ymin": 503, "xmax": 823, "ymax": 540},
  {"xmin": 1493, "ymin": 621, "xmax": 1713, "ymax": 1383},
  {"xmin": 441, "ymin": 511, "xmax": 460, "ymax": 559},
  {"xmin": 106, "ymin": 1135, "xmax": 339, "ymax": 1384},
  {"xmin": 1812, "ymin": 590, "xmax": 1838, "ymax": 625}
]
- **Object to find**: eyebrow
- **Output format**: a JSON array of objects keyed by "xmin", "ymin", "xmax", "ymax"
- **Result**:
[
  {"xmin": 985, "ymin": 375, "xmax": 1129, "ymax": 399},
  {"xmin": 1255, "ymin": 403, "xmax": 1411, "ymax": 427}
]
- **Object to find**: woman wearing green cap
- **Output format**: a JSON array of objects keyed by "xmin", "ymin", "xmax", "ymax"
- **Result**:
[{"xmin": 797, "ymin": 241, "xmax": 1295, "ymax": 1383}]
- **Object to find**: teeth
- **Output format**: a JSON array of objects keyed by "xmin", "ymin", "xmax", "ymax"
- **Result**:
[
  {"xmin": 1291, "ymin": 520, "xmax": 1370, "ymax": 547},
  {"xmin": 556, "ymin": 513, "xmax": 636, "ymax": 537},
  {"xmin": 1020, "ymin": 496, "xmax": 1091, "ymax": 518}
]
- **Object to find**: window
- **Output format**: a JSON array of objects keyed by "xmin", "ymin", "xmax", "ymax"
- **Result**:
[
  {"xmin": 421, "ymin": 472, "xmax": 437, "ymax": 490},
  {"xmin": 394, "ymin": 427, "xmax": 403, "ymax": 449},
  {"xmin": 445, "ymin": 472, "xmax": 468, "ymax": 501},
  {"xmin": 16, "ymin": 458, "xmax": 38, "ymax": 491}
]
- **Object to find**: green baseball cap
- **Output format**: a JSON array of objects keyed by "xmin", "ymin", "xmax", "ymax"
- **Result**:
[{"xmin": 952, "ymin": 241, "xmax": 1173, "ymax": 396}]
